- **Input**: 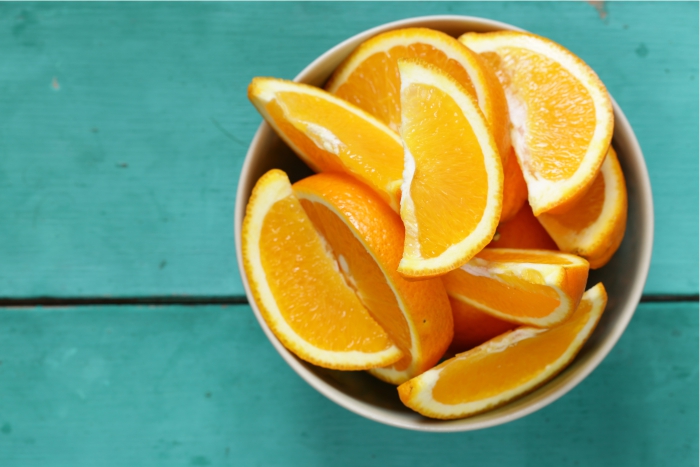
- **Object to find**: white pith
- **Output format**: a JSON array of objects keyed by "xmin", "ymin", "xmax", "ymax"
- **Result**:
[
  {"xmin": 399, "ymin": 146, "xmax": 420, "ymax": 258},
  {"xmin": 244, "ymin": 171, "xmax": 401, "ymax": 367}
]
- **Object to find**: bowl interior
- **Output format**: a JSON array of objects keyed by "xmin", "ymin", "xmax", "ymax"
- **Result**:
[{"xmin": 234, "ymin": 15, "xmax": 654, "ymax": 432}]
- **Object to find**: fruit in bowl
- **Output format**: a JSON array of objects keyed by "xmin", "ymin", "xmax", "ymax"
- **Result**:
[{"xmin": 234, "ymin": 16, "xmax": 653, "ymax": 431}]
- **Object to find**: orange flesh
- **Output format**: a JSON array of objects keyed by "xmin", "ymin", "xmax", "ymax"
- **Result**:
[
  {"xmin": 443, "ymin": 267, "xmax": 561, "ymax": 319},
  {"xmin": 500, "ymin": 148, "xmax": 528, "ymax": 222},
  {"xmin": 475, "ymin": 250, "xmax": 571, "ymax": 264},
  {"xmin": 259, "ymin": 195, "xmax": 393, "ymax": 353},
  {"xmin": 448, "ymin": 296, "xmax": 516, "ymax": 353},
  {"xmin": 265, "ymin": 92, "xmax": 403, "ymax": 197},
  {"xmin": 548, "ymin": 170, "xmax": 606, "ymax": 230},
  {"xmin": 489, "ymin": 203, "xmax": 558, "ymax": 250},
  {"xmin": 299, "ymin": 199, "xmax": 412, "ymax": 371},
  {"xmin": 402, "ymin": 82, "xmax": 488, "ymax": 258},
  {"xmin": 335, "ymin": 44, "xmax": 476, "ymax": 132},
  {"xmin": 481, "ymin": 49, "xmax": 596, "ymax": 181},
  {"xmin": 265, "ymin": 100, "xmax": 345, "ymax": 174},
  {"xmin": 432, "ymin": 298, "xmax": 593, "ymax": 404}
]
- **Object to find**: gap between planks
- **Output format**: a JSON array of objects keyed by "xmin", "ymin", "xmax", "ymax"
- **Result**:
[{"xmin": 0, "ymin": 295, "xmax": 696, "ymax": 308}]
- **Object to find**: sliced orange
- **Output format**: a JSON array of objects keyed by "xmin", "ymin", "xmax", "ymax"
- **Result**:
[
  {"xmin": 489, "ymin": 202, "xmax": 558, "ymax": 250},
  {"xmin": 500, "ymin": 146, "xmax": 529, "ymax": 223},
  {"xmin": 460, "ymin": 31, "xmax": 614, "ymax": 216},
  {"xmin": 537, "ymin": 146, "xmax": 627, "ymax": 269},
  {"xmin": 442, "ymin": 249, "xmax": 589, "ymax": 327},
  {"xmin": 326, "ymin": 27, "xmax": 511, "ymax": 161},
  {"xmin": 447, "ymin": 296, "xmax": 516, "ymax": 355},
  {"xmin": 241, "ymin": 169, "xmax": 401, "ymax": 369},
  {"xmin": 248, "ymin": 78, "xmax": 404, "ymax": 211},
  {"xmin": 293, "ymin": 172, "xmax": 453, "ymax": 384},
  {"xmin": 398, "ymin": 283, "xmax": 608, "ymax": 420},
  {"xmin": 397, "ymin": 59, "xmax": 503, "ymax": 279}
]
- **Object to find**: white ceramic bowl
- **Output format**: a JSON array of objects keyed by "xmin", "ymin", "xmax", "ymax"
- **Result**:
[{"xmin": 234, "ymin": 15, "xmax": 654, "ymax": 432}]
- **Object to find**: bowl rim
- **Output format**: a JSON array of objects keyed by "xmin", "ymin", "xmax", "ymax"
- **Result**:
[{"xmin": 234, "ymin": 14, "xmax": 655, "ymax": 432}]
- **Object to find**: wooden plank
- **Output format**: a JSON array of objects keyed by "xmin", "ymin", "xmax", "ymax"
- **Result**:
[
  {"xmin": 0, "ymin": 2, "xmax": 696, "ymax": 297},
  {"xmin": 0, "ymin": 302, "xmax": 696, "ymax": 466}
]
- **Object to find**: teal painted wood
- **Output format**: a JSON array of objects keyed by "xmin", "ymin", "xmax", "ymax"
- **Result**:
[
  {"xmin": 0, "ymin": 302, "xmax": 696, "ymax": 466},
  {"xmin": 0, "ymin": 2, "xmax": 696, "ymax": 297}
]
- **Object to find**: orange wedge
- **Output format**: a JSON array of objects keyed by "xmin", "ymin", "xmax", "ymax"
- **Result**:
[
  {"xmin": 293, "ymin": 172, "xmax": 453, "ymax": 384},
  {"xmin": 459, "ymin": 31, "xmax": 614, "ymax": 216},
  {"xmin": 248, "ymin": 78, "xmax": 404, "ymax": 211},
  {"xmin": 397, "ymin": 59, "xmax": 503, "ymax": 279},
  {"xmin": 398, "ymin": 283, "xmax": 608, "ymax": 420},
  {"xmin": 447, "ymin": 296, "xmax": 516, "ymax": 355},
  {"xmin": 489, "ymin": 202, "xmax": 558, "ymax": 250},
  {"xmin": 442, "ymin": 249, "xmax": 589, "ymax": 327},
  {"xmin": 537, "ymin": 146, "xmax": 627, "ymax": 269},
  {"xmin": 241, "ymin": 169, "xmax": 401, "ymax": 369},
  {"xmin": 326, "ymin": 27, "xmax": 511, "ymax": 161},
  {"xmin": 500, "ymin": 146, "xmax": 529, "ymax": 223}
]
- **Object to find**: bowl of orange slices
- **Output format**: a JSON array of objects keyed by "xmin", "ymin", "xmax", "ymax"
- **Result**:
[{"xmin": 234, "ymin": 15, "xmax": 653, "ymax": 431}]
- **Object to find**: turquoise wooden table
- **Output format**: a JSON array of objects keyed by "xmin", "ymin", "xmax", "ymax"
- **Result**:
[{"xmin": 0, "ymin": 2, "xmax": 697, "ymax": 465}]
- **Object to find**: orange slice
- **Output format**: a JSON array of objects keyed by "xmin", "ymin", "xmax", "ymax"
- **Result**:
[
  {"xmin": 248, "ymin": 78, "xmax": 404, "ymax": 211},
  {"xmin": 537, "ymin": 146, "xmax": 627, "ymax": 269},
  {"xmin": 447, "ymin": 296, "xmax": 516, "ymax": 355},
  {"xmin": 500, "ymin": 146, "xmax": 529, "ymax": 223},
  {"xmin": 241, "ymin": 169, "xmax": 401, "ymax": 370},
  {"xmin": 326, "ymin": 27, "xmax": 511, "ymax": 161},
  {"xmin": 398, "ymin": 283, "xmax": 608, "ymax": 420},
  {"xmin": 293, "ymin": 172, "xmax": 453, "ymax": 384},
  {"xmin": 460, "ymin": 31, "xmax": 614, "ymax": 216},
  {"xmin": 397, "ymin": 59, "xmax": 503, "ymax": 279},
  {"xmin": 442, "ymin": 249, "xmax": 589, "ymax": 327},
  {"xmin": 489, "ymin": 202, "xmax": 558, "ymax": 250}
]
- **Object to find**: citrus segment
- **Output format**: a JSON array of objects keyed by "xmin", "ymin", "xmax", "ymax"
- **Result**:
[
  {"xmin": 248, "ymin": 78, "xmax": 404, "ymax": 211},
  {"xmin": 397, "ymin": 59, "xmax": 503, "ymax": 279},
  {"xmin": 489, "ymin": 202, "xmax": 558, "ymax": 250},
  {"xmin": 447, "ymin": 296, "xmax": 516, "ymax": 355},
  {"xmin": 442, "ymin": 248, "xmax": 589, "ymax": 327},
  {"xmin": 459, "ymin": 31, "xmax": 614, "ymax": 216},
  {"xmin": 326, "ymin": 27, "xmax": 511, "ymax": 161},
  {"xmin": 537, "ymin": 147, "xmax": 627, "ymax": 269},
  {"xmin": 398, "ymin": 283, "xmax": 608, "ymax": 420},
  {"xmin": 293, "ymin": 172, "xmax": 453, "ymax": 384},
  {"xmin": 500, "ymin": 146, "xmax": 529, "ymax": 223},
  {"xmin": 242, "ymin": 169, "xmax": 401, "ymax": 370}
]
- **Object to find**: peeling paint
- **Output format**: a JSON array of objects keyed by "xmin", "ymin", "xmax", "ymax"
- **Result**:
[{"xmin": 586, "ymin": 1, "xmax": 608, "ymax": 20}]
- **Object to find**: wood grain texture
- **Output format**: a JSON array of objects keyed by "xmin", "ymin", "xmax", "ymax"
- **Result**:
[
  {"xmin": 0, "ymin": 302, "xmax": 696, "ymax": 466},
  {"xmin": 0, "ymin": 2, "xmax": 696, "ymax": 297}
]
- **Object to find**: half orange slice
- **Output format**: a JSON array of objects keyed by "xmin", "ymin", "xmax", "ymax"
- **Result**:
[
  {"xmin": 397, "ymin": 59, "xmax": 503, "ymax": 279},
  {"xmin": 293, "ymin": 172, "xmax": 453, "ymax": 384},
  {"xmin": 242, "ymin": 169, "xmax": 401, "ymax": 370},
  {"xmin": 442, "ymin": 249, "xmax": 589, "ymax": 327},
  {"xmin": 537, "ymin": 146, "xmax": 628, "ymax": 268},
  {"xmin": 460, "ymin": 31, "xmax": 614, "ymax": 216},
  {"xmin": 248, "ymin": 78, "xmax": 404, "ymax": 211},
  {"xmin": 398, "ymin": 283, "xmax": 608, "ymax": 420}
]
